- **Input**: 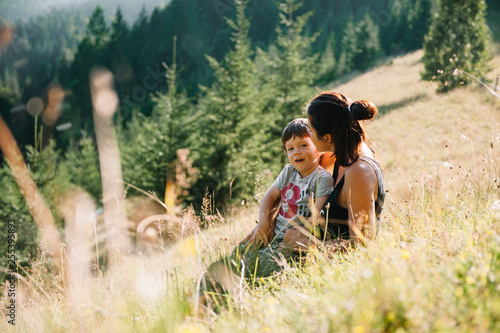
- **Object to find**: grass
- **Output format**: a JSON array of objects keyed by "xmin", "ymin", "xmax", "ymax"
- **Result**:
[{"xmin": 2, "ymin": 48, "xmax": 500, "ymax": 332}]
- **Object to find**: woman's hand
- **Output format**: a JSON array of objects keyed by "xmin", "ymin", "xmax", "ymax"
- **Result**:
[{"xmin": 285, "ymin": 227, "xmax": 352, "ymax": 254}]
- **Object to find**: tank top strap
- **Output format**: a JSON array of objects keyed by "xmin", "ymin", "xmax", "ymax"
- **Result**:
[{"xmin": 332, "ymin": 161, "xmax": 340, "ymax": 184}]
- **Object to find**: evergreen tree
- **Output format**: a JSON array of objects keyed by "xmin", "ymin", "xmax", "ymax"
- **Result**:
[
  {"xmin": 119, "ymin": 38, "xmax": 194, "ymax": 202},
  {"xmin": 64, "ymin": 135, "xmax": 102, "ymax": 201},
  {"xmin": 404, "ymin": 0, "xmax": 432, "ymax": 50},
  {"xmin": 0, "ymin": 164, "xmax": 38, "ymax": 268},
  {"xmin": 247, "ymin": 0, "xmax": 279, "ymax": 48},
  {"xmin": 0, "ymin": 141, "xmax": 72, "ymax": 268},
  {"xmin": 339, "ymin": 18, "xmax": 357, "ymax": 73},
  {"xmin": 107, "ymin": 7, "xmax": 130, "ymax": 95},
  {"xmin": 110, "ymin": 7, "xmax": 129, "ymax": 43},
  {"xmin": 129, "ymin": 6, "xmax": 149, "ymax": 68},
  {"xmin": 260, "ymin": 0, "xmax": 319, "ymax": 165},
  {"xmin": 193, "ymin": 0, "xmax": 261, "ymax": 207},
  {"xmin": 422, "ymin": 0, "xmax": 491, "ymax": 92},
  {"xmin": 352, "ymin": 13, "xmax": 380, "ymax": 70},
  {"xmin": 64, "ymin": 6, "xmax": 110, "ymax": 139},
  {"xmin": 335, "ymin": 50, "xmax": 348, "ymax": 77},
  {"xmin": 381, "ymin": 0, "xmax": 433, "ymax": 53},
  {"xmin": 341, "ymin": 13, "xmax": 380, "ymax": 72},
  {"xmin": 151, "ymin": 59, "xmax": 192, "ymax": 167},
  {"xmin": 86, "ymin": 6, "xmax": 108, "ymax": 47},
  {"xmin": 317, "ymin": 33, "xmax": 336, "ymax": 83},
  {"xmin": 2, "ymin": 69, "xmax": 21, "ymax": 100}
]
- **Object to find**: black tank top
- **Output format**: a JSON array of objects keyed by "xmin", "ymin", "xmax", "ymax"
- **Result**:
[{"xmin": 320, "ymin": 157, "xmax": 385, "ymax": 240}]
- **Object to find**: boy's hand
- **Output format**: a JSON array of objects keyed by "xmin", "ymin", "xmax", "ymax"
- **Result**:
[
  {"xmin": 241, "ymin": 225, "xmax": 269, "ymax": 249},
  {"xmin": 240, "ymin": 224, "xmax": 258, "ymax": 244}
]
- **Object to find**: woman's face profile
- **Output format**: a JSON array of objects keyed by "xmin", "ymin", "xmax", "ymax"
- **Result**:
[{"xmin": 307, "ymin": 120, "xmax": 332, "ymax": 153}]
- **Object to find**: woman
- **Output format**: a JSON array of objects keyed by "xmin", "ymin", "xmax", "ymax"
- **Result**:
[
  {"xmin": 245, "ymin": 91, "xmax": 385, "ymax": 253},
  {"xmin": 287, "ymin": 91, "xmax": 385, "ymax": 251}
]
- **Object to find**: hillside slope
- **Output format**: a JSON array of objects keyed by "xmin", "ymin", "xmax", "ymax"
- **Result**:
[
  {"xmin": 333, "ymin": 49, "xmax": 500, "ymax": 202},
  {"xmin": 3, "ymin": 49, "xmax": 500, "ymax": 332}
]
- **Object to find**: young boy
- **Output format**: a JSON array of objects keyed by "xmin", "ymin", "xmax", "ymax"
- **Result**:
[
  {"xmin": 205, "ymin": 119, "xmax": 334, "ymax": 287},
  {"xmin": 244, "ymin": 118, "xmax": 334, "ymax": 245}
]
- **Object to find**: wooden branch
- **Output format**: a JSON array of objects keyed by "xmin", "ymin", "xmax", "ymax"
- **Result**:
[{"xmin": 0, "ymin": 115, "xmax": 66, "ymax": 282}]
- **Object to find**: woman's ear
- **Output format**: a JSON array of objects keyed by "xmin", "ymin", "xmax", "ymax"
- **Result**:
[{"xmin": 322, "ymin": 134, "xmax": 332, "ymax": 143}]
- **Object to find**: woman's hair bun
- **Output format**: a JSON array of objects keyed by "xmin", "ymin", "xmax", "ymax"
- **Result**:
[{"xmin": 350, "ymin": 100, "xmax": 378, "ymax": 121}]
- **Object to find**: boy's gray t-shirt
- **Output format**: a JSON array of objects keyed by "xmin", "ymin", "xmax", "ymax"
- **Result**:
[{"xmin": 272, "ymin": 164, "xmax": 333, "ymax": 238}]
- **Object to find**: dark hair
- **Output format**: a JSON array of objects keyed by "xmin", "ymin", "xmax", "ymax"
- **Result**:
[
  {"xmin": 281, "ymin": 118, "xmax": 310, "ymax": 148},
  {"xmin": 306, "ymin": 91, "xmax": 378, "ymax": 166}
]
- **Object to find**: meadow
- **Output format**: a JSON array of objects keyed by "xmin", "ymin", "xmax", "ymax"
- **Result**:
[{"xmin": 1, "ymin": 47, "xmax": 500, "ymax": 332}]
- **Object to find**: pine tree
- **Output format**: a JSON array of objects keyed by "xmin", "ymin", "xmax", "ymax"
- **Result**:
[
  {"xmin": 64, "ymin": 135, "xmax": 102, "ymax": 201},
  {"xmin": 65, "ymin": 6, "xmax": 110, "ymax": 140},
  {"xmin": 381, "ymin": 0, "xmax": 433, "ymax": 53},
  {"xmin": 86, "ymin": 6, "xmax": 108, "ymax": 47},
  {"xmin": 339, "ymin": 18, "xmax": 357, "ymax": 73},
  {"xmin": 404, "ymin": 0, "xmax": 432, "ymax": 50},
  {"xmin": 149, "ymin": 46, "xmax": 194, "ymax": 202},
  {"xmin": 2, "ymin": 69, "xmax": 21, "ymax": 100},
  {"xmin": 110, "ymin": 7, "xmax": 129, "ymax": 44},
  {"xmin": 422, "ymin": 0, "xmax": 491, "ymax": 92},
  {"xmin": 119, "ymin": 37, "xmax": 194, "ymax": 202},
  {"xmin": 318, "ymin": 33, "xmax": 336, "ymax": 83},
  {"xmin": 353, "ymin": 13, "xmax": 381, "ymax": 70},
  {"xmin": 193, "ymin": 0, "xmax": 261, "ymax": 207},
  {"xmin": 341, "ymin": 13, "xmax": 380, "ymax": 72},
  {"xmin": 107, "ymin": 7, "xmax": 130, "ymax": 93},
  {"xmin": 260, "ymin": 0, "xmax": 319, "ymax": 165}
]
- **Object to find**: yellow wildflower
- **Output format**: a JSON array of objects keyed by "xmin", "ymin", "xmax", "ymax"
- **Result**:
[
  {"xmin": 353, "ymin": 326, "xmax": 366, "ymax": 333},
  {"xmin": 181, "ymin": 238, "xmax": 198, "ymax": 257},
  {"xmin": 178, "ymin": 324, "xmax": 202, "ymax": 333}
]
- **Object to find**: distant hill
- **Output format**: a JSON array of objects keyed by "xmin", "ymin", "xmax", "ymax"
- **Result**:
[{"xmin": 0, "ymin": 0, "xmax": 171, "ymax": 24}]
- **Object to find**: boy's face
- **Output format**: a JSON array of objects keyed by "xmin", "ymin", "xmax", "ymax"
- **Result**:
[{"xmin": 285, "ymin": 135, "xmax": 321, "ymax": 177}]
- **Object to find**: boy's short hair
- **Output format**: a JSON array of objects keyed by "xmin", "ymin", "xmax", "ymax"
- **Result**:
[{"xmin": 281, "ymin": 118, "xmax": 310, "ymax": 148}]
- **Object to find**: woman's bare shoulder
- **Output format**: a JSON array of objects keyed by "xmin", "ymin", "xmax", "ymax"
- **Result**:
[{"xmin": 344, "ymin": 158, "xmax": 378, "ymax": 185}]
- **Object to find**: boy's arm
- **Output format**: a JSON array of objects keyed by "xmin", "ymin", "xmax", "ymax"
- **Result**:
[
  {"xmin": 259, "ymin": 186, "xmax": 281, "ymax": 225},
  {"xmin": 241, "ymin": 186, "xmax": 280, "ymax": 246}
]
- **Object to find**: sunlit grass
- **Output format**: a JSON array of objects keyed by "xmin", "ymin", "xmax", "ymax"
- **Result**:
[{"xmin": 2, "ymin": 49, "xmax": 500, "ymax": 332}]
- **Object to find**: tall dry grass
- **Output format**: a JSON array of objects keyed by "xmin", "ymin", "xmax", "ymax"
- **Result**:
[{"xmin": 1, "ymin": 50, "xmax": 500, "ymax": 332}]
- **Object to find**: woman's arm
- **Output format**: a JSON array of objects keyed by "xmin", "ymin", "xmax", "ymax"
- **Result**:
[
  {"xmin": 313, "ymin": 195, "xmax": 328, "ymax": 227},
  {"xmin": 342, "ymin": 160, "xmax": 378, "ymax": 247},
  {"xmin": 241, "ymin": 186, "xmax": 280, "ymax": 247}
]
